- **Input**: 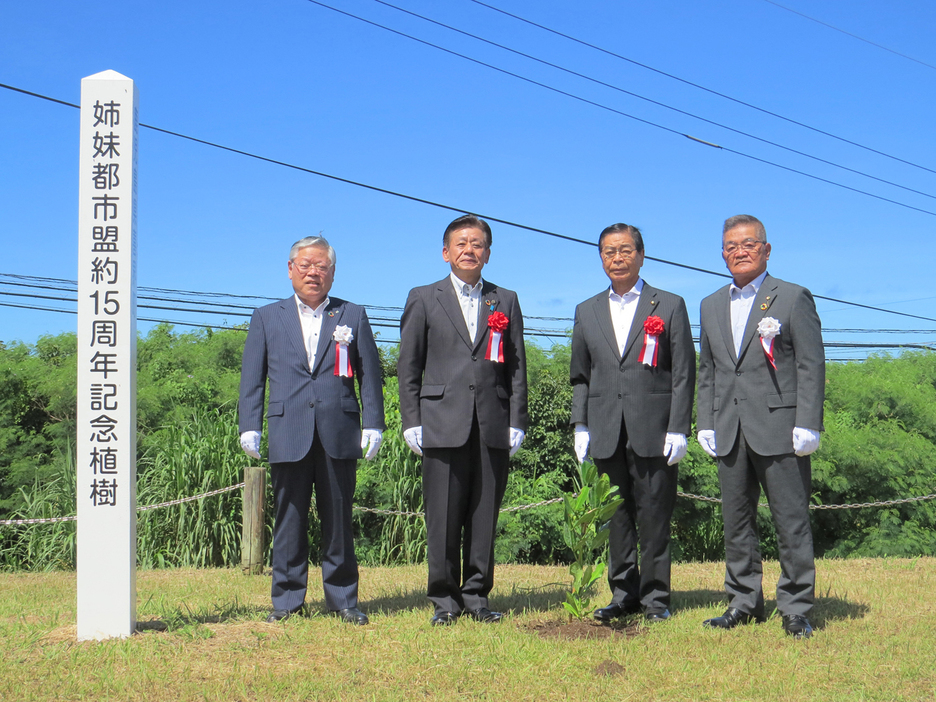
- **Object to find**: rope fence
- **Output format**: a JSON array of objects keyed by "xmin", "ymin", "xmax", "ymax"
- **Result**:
[{"xmin": 2, "ymin": 484, "xmax": 934, "ymax": 527}]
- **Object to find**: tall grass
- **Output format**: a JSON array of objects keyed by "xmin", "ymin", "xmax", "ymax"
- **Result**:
[
  {"xmin": 0, "ymin": 408, "xmax": 254, "ymax": 571},
  {"xmin": 354, "ymin": 382, "xmax": 427, "ymax": 565},
  {"xmin": 136, "ymin": 407, "xmax": 252, "ymax": 568},
  {"xmin": 0, "ymin": 444, "xmax": 77, "ymax": 571}
]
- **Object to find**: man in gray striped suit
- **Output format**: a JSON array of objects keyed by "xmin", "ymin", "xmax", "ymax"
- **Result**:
[
  {"xmin": 239, "ymin": 236, "xmax": 385, "ymax": 625},
  {"xmin": 398, "ymin": 215, "xmax": 528, "ymax": 626}
]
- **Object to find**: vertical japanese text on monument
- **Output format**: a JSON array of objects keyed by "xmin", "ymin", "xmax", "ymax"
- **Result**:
[{"xmin": 87, "ymin": 99, "xmax": 122, "ymax": 507}]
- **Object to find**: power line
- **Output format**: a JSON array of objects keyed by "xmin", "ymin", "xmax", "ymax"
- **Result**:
[
  {"xmin": 4, "ymin": 83, "xmax": 936, "ymax": 322},
  {"xmin": 372, "ymin": 0, "xmax": 936, "ymax": 202},
  {"xmin": 5, "ymin": 297, "xmax": 930, "ymax": 356},
  {"xmin": 761, "ymin": 0, "xmax": 936, "ymax": 72},
  {"xmin": 301, "ymin": 1, "xmax": 936, "ymax": 218},
  {"xmin": 467, "ymin": 0, "xmax": 936, "ymax": 176},
  {"xmin": 5, "ymin": 281, "xmax": 936, "ymax": 341}
]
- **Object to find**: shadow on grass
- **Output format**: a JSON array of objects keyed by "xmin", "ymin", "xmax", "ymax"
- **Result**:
[
  {"xmin": 344, "ymin": 581, "xmax": 574, "ymax": 617},
  {"xmin": 137, "ymin": 597, "xmax": 267, "ymax": 631},
  {"xmin": 670, "ymin": 587, "xmax": 871, "ymax": 631}
]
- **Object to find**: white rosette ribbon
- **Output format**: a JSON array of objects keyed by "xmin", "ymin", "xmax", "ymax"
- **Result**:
[
  {"xmin": 333, "ymin": 325, "xmax": 354, "ymax": 377},
  {"xmin": 757, "ymin": 317, "xmax": 781, "ymax": 369}
]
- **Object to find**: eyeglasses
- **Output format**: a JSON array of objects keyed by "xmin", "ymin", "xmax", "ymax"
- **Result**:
[
  {"xmin": 723, "ymin": 239, "xmax": 765, "ymax": 255},
  {"xmin": 600, "ymin": 246, "xmax": 639, "ymax": 260},
  {"xmin": 292, "ymin": 261, "xmax": 333, "ymax": 275}
]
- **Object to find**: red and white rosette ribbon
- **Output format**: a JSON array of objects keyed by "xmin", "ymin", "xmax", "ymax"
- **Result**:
[
  {"xmin": 638, "ymin": 315, "xmax": 665, "ymax": 367},
  {"xmin": 333, "ymin": 325, "xmax": 354, "ymax": 377},
  {"xmin": 486, "ymin": 311, "xmax": 509, "ymax": 363},
  {"xmin": 757, "ymin": 317, "xmax": 781, "ymax": 370}
]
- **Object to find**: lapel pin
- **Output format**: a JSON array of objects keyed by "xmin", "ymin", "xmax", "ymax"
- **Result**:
[{"xmin": 328, "ymin": 310, "xmax": 336, "ymax": 317}]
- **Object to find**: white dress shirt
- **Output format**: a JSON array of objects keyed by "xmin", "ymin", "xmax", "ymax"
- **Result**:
[
  {"xmin": 295, "ymin": 294, "xmax": 329, "ymax": 372},
  {"xmin": 451, "ymin": 273, "xmax": 483, "ymax": 343},
  {"xmin": 729, "ymin": 271, "xmax": 767, "ymax": 356},
  {"xmin": 608, "ymin": 278, "xmax": 644, "ymax": 357}
]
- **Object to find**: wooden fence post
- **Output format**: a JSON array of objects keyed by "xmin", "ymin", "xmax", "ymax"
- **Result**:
[{"xmin": 241, "ymin": 465, "xmax": 266, "ymax": 575}]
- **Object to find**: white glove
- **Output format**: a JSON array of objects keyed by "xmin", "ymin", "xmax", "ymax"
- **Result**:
[
  {"xmin": 792, "ymin": 427, "xmax": 821, "ymax": 457},
  {"xmin": 509, "ymin": 427, "xmax": 525, "ymax": 457},
  {"xmin": 403, "ymin": 426, "xmax": 423, "ymax": 456},
  {"xmin": 240, "ymin": 430, "xmax": 261, "ymax": 460},
  {"xmin": 663, "ymin": 432, "xmax": 688, "ymax": 466},
  {"xmin": 697, "ymin": 430, "xmax": 717, "ymax": 458},
  {"xmin": 574, "ymin": 424, "xmax": 590, "ymax": 464},
  {"xmin": 361, "ymin": 429, "xmax": 383, "ymax": 460}
]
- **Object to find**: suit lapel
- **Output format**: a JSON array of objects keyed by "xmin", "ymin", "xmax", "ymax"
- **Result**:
[
  {"xmin": 435, "ymin": 278, "xmax": 473, "ymax": 350},
  {"xmin": 311, "ymin": 299, "xmax": 343, "ymax": 376},
  {"xmin": 714, "ymin": 285, "xmax": 737, "ymax": 364},
  {"xmin": 278, "ymin": 297, "xmax": 310, "ymax": 370},
  {"xmin": 475, "ymin": 281, "xmax": 497, "ymax": 354},
  {"xmin": 622, "ymin": 285, "xmax": 658, "ymax": 360},
  {"xmin": 591, "ymin": 291, "xmax": 620, "ymax": 359},
  {"xmin": 737, "ymin": 275, "xmax": 780, "ymax": 364}
]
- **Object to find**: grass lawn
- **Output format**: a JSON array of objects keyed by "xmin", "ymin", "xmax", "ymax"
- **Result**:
[{"xmin": 1, "ymin": 558, "xmax": 933, "ymax": 701}]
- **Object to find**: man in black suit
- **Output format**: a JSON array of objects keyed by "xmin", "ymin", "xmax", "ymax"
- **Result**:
[
  {"xmin": 697, "ymin": 214, "xmax": 824, "ymax": 639},
  {"xmin": 397, "ymin": 214, "xmax": 529, "ymax": 626},
  {"xmin": 239, "ymin": 236, "xmax": 385, "ymax": 625},
  {"xmin": 570, "ymin": 223, "xmax": 695, "ymax": 623}
]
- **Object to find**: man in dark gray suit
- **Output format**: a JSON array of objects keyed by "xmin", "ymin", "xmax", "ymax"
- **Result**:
[
  {"xmin": 239, "ymin": 236, "xmax": 385, "ymax": 625},
  {"xmin": 398, "ymin": 214, "xmax": 528, "ymax": 626},
  {"xmin": 697, "ymin": 214, "xmax": 824, "ymax": 639},
  {"xmin": 570, "ymin": 223, "xmax": 695, "ymax": 624}
]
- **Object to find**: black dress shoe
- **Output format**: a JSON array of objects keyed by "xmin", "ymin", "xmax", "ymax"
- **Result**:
[
  {"xmin": 702, "ymin": 607, "xmax": 765, "ymax": 630},
  {"xmin": 333, "ymin": 607, "xmax": 369, "ymax": 625},
  {"xmin": 593, "ymin": 602, "xmax": 641, "ymax": 623},
  {"xmin": 265, "ymin": 606, "xmax": 302, "ymax": 623},
  {"xmin": 467, "ymin": 607, "xmax": 504, "ymax": 623},
  {"xmin": 782, "ymin": 614, "xmax": 813, "ymax": 639},
  {"xmin": 644, "ymin": 609, "xmax": 671, "ymax": 623},
  {"xmin": 430, "ymin": 611, "xmax": 459, "ymax": 626}
]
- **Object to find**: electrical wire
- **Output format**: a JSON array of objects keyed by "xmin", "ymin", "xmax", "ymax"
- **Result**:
[
  {"xmin": 467, "ymin": 0, "xmax": 936, "ymax": 176},
  {"xmin": 300, "ymin": 1, "xmax": 936, "ymax": 218},
  {"xmin": 3, "ymin": 81, "xmax": 936, "ymax": 321},
  {"xmin": 761, "ymin": 0, "xmax": 936, "ymax": 72},
  {"xmin": 3, "ymin": 284, "xmax": 934, "ymax": 352},
  {"xmin": 371, "ymin": 0, "xmax": 936, "ymax": 202}
]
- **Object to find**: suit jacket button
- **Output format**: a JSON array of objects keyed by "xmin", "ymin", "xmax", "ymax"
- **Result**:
[
  {"xmin": 618, "ymin": 393, "xmax": 622, "ymax": 399},
  {"xmin": 309, "ymin": 402, "xmax": 315, "ymax": 408},
  {"xmin": 736, "ymin": 371, "xmax": 742, "ymax": 376},
  {"xmin": 469, "ymin": 384, "xmax": 475, "ymax": 391},
  {"xmin": 472, "ymin": 356, "xmax": 477, "ymax": 361}
]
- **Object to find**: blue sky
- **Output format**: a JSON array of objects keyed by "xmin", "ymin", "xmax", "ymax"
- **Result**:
[{"xmin": 2, "ymin": 0, "xmax": 935, "ymax": 359}]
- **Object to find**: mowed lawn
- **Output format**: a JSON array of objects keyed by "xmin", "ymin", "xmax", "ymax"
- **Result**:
[{"xmin": 1, "ymin": 558, "xmax": 933, "ymax": 701}]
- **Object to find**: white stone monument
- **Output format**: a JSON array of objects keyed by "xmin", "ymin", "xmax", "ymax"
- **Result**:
[{"xmin": 76, "ymin": 70, "xmax": 138, "ymax": 641}]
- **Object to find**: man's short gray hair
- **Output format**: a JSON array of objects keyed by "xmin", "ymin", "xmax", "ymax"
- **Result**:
[
  {"xmin": 289, "ymin": 236, "xmax": 336, "ymax": 266},
  {"xmin": 722, "ymin": 214, "xmax": 767, "ymax": 242}
]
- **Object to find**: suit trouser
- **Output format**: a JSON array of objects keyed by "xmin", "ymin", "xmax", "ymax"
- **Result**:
[
  {"xmin": 269, "ymin": 431, "xmax": 359, "ymax": 612},
  {"xmin": 594, "ymin": 427, "xmax": 677, "ymax": 613},
  {"xmin": 718, "ymin": 430, "xmax": 815, "ymax": 617},
  {"xmin": 422, "ymin": 415, "xmax": 509, "ymax": 614}
]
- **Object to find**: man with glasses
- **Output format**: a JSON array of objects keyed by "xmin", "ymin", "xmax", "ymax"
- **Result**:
[
  {"xmin": 398, "ymin": 215, "xmax": 528, "ymax": 626},
  {"xmin": 239, "ymin": 236, "xmax": 385, "ymax": 625},
  {"xmin": 697, "ymin": 215, "xmax": 825, "ymax": 639},
  {"xmin": 570, "ymin": 223, "xmax": 695, "ymax": 624}
]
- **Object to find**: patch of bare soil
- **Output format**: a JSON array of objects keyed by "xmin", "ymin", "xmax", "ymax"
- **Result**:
[
  {"xmin": 593, "ymin": 660, "xmax": 626, "ymax": 677},
  {"xmin": 526, "ymin": 618, "xmax": 643, "ymax": 641}
]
